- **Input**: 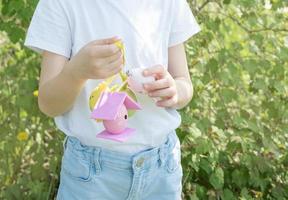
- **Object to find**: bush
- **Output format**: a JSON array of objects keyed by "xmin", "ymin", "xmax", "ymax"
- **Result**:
[
  {"xmin": 0, "ymin": 32, "xmax": 63, "ymax": 199},
  {"xmin": 179, "ymin": 0, "xmax": 288, "ymax": 199}
]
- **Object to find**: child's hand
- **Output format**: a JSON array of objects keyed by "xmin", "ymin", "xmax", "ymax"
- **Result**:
[
  {"xmin": 65, "ymin": 36, "xmax": 124, "ymax": 81},
  {"xmin": 142, "ymin": 65, "xmax": 178, "ymax": 108}
]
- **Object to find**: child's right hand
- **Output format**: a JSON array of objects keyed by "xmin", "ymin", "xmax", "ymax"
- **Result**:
[{"xmin": 65, "ymin": 36, "xmax": 123, "ymax": 81}]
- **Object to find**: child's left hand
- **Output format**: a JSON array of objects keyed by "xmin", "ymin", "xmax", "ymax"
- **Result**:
[{"xmin": 142, "ymin": 65, "xmax": 178, "ymax": 108}]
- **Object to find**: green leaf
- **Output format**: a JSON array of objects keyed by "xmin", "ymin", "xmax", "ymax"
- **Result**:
[
  {"xmin": 196, "ymin": 185, "xmax": 207, "ymax": 199},
  {"xmin": 220, "ymin": 88, "xmax": 238, "ymax": 103},
  {"xmin": 209, "ymin": 167, "xmax": 224, "ymax": 190},
  {"xmin": 195, "ymin": 138, "xmax": 213, "ymax": 154},
  {"xmin": 240, "ymin": 188, "xmax": 253, "ymax": 199},
  {"xmin": 207, "ymin": 58, "xmax": 218, "ymax": 74},
  {"xmin": 232, "ymin": 169, "xmax": 248, "ymax": 188},
  {"xmin": 243, "ymin": 59, "xmax": 258, "ymax": 75},
  {"xmin": 199, "ymin": 158, "xmax": 212, "ymax": 175},
  {"xmin": 221, "ymin": 189, "xmax": 236, "ymax": 200},
  {"xmin": 223, "ymin": 0, "xmax": 231, "ymax": 5}
]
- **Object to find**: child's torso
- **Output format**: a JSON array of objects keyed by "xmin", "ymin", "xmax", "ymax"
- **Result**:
[{"xmin": 55, "ymin": 0, "xmax": 182, "ymax": 154}]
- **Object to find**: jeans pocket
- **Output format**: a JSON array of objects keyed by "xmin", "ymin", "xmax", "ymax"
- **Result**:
[
  {"xmin": 61, "ymin": 145, "xmax": 92, "ymax": 182},
  {"xmin": 165, "ymin": 140, "xmax": 181, "ymax": 174}
]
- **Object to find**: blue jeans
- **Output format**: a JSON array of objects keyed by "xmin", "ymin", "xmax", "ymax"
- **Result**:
[{"xmin": 56, "ymin": 131, "xmax": 183, "ymax": 200}]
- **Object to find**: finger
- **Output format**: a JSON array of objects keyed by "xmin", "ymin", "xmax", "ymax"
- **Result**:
[
  {"xmin": 156, "ymin": 96, "xmax": 178, "ymax": 108},
  {"xmin": 96, "ymin": 60, "xmax": 123, "ymax": 79},
  {"xmin": 92, "ymin": 44, "xmax": 121, "ymax": 58},
  {"xmin": 143, "ymin": 65, "xmax": 166, "ymax": 78},
  {"xmin": 143, "ymin": 78, "xmax": 171, "ymax": 92},
  {"xmin": 148, "ymin": 87, "xmax": 176, "ymax": 98},
  {"xmin": 104, "ymin": 56, "xmax": 123, "ymax": 72},
  {"xmin": 100, "ymin": 65, "xmax": 122, "ymax": 78},
  {"xmin": 97, "ymin": 50, "xmax": 123, "ymax": 66},
  {"xmin": 109, "ymin": 64, "xmax": 123, "ymax": 76},
  {"xmin": 92, "ymin": 36, "xmax": 121, "ymax": 45}
]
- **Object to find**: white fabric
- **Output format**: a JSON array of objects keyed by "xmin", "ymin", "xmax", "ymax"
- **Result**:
[{"xmin": 24, "ymin": 0, "xmax": 201, "ymax": 153}]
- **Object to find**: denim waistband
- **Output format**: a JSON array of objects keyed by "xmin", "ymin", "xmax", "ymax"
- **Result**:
[{"xmin": 63, "ymin": 131, "xmax": 178, "ymax": 172}]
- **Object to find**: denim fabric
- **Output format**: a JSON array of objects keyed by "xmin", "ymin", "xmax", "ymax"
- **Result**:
[{"xmin": 56, "ymin": 131, "xmax": 183, "ymax": 200}]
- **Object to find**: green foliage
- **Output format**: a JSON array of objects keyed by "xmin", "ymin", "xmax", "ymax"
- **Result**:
[
  {"xmin": 1, "ymin": 0, "xmax": 288, "ymax": 199},
  {"xmin": 0, "ymin": 33, "xmax": 63, "ymax": 199},
  {"xmin": 178, "ymin": 0, "xmax": 288, "ymax": 199}
]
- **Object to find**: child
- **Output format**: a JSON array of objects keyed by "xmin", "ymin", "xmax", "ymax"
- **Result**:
[{"xmin": 25, "ymin": 0, "xmax": 200, "ymax": 199}]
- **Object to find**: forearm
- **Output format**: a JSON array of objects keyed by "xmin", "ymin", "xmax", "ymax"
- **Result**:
[
  {"xmin": 174, "ymin": 77, "xmax": 193, "ymax": 109},
  {"xmin": 38, "ymin": 63, "xmax": 86, "ymax": 117}
]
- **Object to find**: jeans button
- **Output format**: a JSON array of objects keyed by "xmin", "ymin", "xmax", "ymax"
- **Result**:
[{"xmin": 135, "ymin": 157, "xmax": 145, "ymax": 168}]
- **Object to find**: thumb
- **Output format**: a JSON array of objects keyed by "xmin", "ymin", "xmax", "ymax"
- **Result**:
[{"xmin": 92, "ymin": 36, "xmax": 121, "ymax": 45}]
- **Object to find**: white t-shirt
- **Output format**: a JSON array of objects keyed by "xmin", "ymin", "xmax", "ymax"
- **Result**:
[{"xmin": 24, "ymin": 0, "xmax": 201, "ymax": 153}]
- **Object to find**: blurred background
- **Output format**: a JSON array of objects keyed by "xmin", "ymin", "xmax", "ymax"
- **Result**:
[{"xmin": 0, "ymin": 0, "xmax": 287, "ymax": 199}]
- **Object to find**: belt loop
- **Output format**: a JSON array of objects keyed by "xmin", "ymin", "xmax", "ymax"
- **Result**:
[
  {"xmin": 62, "ymin": 136, "xmax": 68, "ymax": 152},
  {"xmin": 93, "ymin": 148, "xmax": 102, "ymax": 174},
  {"xmin": 158, "ymin": 147, "xmax": 165, "ymax": 167}
]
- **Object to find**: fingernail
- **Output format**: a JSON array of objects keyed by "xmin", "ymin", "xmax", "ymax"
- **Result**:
[{"xmin": 114, "ymin": 36, "xmax": 121, "ymax": 40}]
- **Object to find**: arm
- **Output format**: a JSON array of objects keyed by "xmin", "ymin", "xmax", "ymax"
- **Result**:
[
  {"xmin": 38, "ymin": 37, "xmax": 123, "ymax": 117},
  {"xmin": 38, "ymin": 52, "xmax": 86, "ymax": 117},
  {"xmin": 143, "ymin": 43, "xmax": 193, "ymax": 110},
  {"xmin": 168, "ymin": 43, "xmax": 193, "ymax": 109}
]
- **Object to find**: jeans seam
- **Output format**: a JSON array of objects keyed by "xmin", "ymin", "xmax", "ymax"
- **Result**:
[
  {"xmin": 61, "ymin": 155, "xmax": 93, "ymax": 182},
  {"xmin": 63, "ymin": 136, "xmax": 68, "ymax": 152}
]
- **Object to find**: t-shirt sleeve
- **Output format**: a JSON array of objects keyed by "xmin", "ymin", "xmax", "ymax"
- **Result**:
[
  {"xmin": 168, "ymin": 0, "xmax": 201, "ymax": 47},
  {"xmin": 24, "ymin": 0, "xmax": 72, "ymax": 58}
]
